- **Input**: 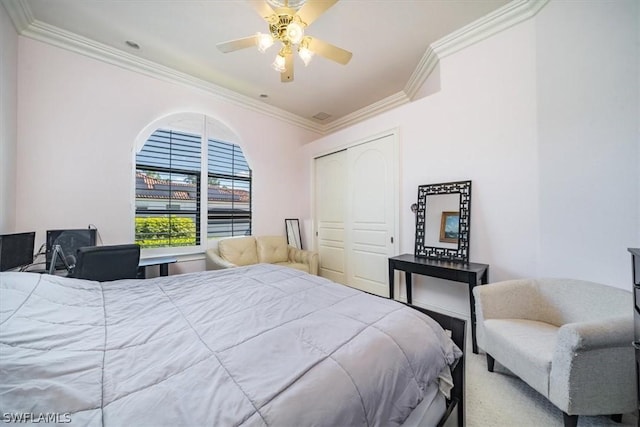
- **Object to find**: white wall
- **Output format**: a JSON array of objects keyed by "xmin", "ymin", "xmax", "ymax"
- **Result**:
[
  {"xmin": 300, "ymin": 1, "xmax": 639, "ymax": 318},
  {"xmin": 0, "ymin": 4, "xmax": 18, "ymax": 233},
  {"xmin": 536, "ymin": 0, "xmax": 640, "ymax": 288},
  {"xmin": 15, "ymin": 37, "xmax": 319, "ymax": 272}
]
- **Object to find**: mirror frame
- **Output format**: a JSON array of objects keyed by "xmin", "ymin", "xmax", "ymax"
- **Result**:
[
  {"xmin": 285, "ymin": 218, "xmax": 303, "ymax": 249},
  {"xmin": 414, "ymin": 180, "xmax": 472, "ymax": 262}
]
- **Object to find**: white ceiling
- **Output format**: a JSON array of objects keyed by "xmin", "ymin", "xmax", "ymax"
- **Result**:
[{"xmin": 4, "ymin": 0, "xmax": 513, "ymax": 131}]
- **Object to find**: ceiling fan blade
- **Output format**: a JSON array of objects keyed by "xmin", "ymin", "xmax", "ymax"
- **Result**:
[
  {"xmin": 247, "ymin": 0, "xmax": 275, "ymax": 20},
  {"xmin": 307, "ymin": 37, "xmax": 352, "ymax": 65},
  {"xmin": 296, "ymin": 0, "xmax": 338, "ymax": 26},
  {"xmin": 216, "ymin": 35, "xmax": 258, "ymax": 53},
  {"xmin": 281, "ymin": 52, "xmax": 294, "ymax": 82}
]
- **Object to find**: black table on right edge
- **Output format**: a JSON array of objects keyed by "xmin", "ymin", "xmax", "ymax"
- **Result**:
[{"xmin": 388, "ymin": 254, "xmax": 490, "ymax": 354}]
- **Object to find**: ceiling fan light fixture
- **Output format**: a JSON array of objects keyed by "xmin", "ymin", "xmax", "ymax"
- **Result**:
[
  {"xmin": 217, "ymin": 0, "xmax": 351, "ymax": 83},
  {"xmin": 286, "ymin": 21, "xmax": 305, "ymax": 45},
  {"xmin": 256, "ymin": 32, "xmax": 274, "ymax": 53},
  {"xmin": 298, "ymin": 46, "xmax": 313, "ymax": 66},
  {"xmin": 272, "ymin": 53, "xmax": 287, "ymax": 72}
]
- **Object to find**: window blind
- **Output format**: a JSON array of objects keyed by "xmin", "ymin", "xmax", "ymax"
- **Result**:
[
  {"xmin": 207, "ymin": 139, "xmax": 252, "ymax": 238},
  {"xmin": 135, "ymin": 130, "xmax": 201, "ymax": 248}
]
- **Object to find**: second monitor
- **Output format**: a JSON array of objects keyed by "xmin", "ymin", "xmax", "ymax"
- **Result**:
[
  {"xmin": 46, "ymin": 229, "xmax": 97, "ymax": 270},
  {"xmin": 0, "ymin": 231, "xmax": 36, "ymax": 272}
]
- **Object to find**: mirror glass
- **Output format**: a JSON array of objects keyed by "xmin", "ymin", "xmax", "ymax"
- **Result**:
[
  {"xmin": 414, "ymin": 180, "xmax": 471, "ymax": 262},
  {"xmin": 285, "ymin": 218, "xmax": 302, "ymax": 249}
]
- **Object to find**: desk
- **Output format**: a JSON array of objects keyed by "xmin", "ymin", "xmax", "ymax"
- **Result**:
[
  {"xmin": 138, "ymin": 256, "xmax": 178, "ymax": 278},
  {"xmin": 388, "ymin": 254, "xmax": 489, "ymax": 354}
]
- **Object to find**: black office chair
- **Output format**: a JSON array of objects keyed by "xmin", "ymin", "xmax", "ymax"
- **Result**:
[{"xmin": 70, "ymin": 244, "xmax": 141, "ymax": 281}]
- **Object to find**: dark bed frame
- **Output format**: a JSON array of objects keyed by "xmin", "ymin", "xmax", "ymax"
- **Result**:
[{"xmin": 407, "ymin": 304, "xmax": 466, "ymax": 427}]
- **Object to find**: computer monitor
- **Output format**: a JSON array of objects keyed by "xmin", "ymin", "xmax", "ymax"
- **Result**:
[
  {"xmin": 46, "ymin": 229, "xmax": 97, "ymax": 270},
  {"xmin": 0, "ymin": 232, "xmax": 36, "ymax": 272}
]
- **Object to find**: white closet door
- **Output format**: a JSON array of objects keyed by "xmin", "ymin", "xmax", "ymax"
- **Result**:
[
  {"xmin": 314, "ymin": 133, "xmax": 397, "ymax": 296},
  {"xmin": 314, "ymin": 150, "xmax": 347, "ymax": 284},
  {"xmin": 346, "ymin": 134, "xmax": 396, "ymax": 297}
]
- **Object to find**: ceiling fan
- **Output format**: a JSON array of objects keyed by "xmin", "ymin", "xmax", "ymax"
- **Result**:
[{"xmin": 216, "ymin": 0, "xmax": 352, "ymax": 83}]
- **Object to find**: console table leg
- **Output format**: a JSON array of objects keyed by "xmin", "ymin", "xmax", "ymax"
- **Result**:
[
  {"xmin": 406, "ymin": 272, "xmax": 413, "ymax": 304},
  {"xmin": 469, "ymin": 274, "xmax": 479, "ymax": 354},
  {"xmin": 388, "ymin": 262, "xmax": 395, "ymax": 300}
]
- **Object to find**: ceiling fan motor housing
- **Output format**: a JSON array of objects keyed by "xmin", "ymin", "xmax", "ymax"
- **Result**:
[{"xmin": 269, "ymin": 8, "xmax": 305, "ymax": 46}]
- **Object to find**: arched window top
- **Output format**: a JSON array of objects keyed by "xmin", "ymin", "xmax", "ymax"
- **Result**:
[{"xmin": 135, "ymin": 113, "xmax": 244, "ymax": 152}]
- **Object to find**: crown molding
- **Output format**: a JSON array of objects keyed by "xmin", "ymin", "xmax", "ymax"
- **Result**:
[
  {"xmin": 404, "ymin": 47, "xmax": 440, "ymax": 100},
  {"xmin": 1, "ymin": 0, "xmax": 33, "ymax": 33},
  {"xmin": 404, "ymin": 0, "xmax": 548, "ymax": 101},
  {"xmin": 4, "ymin": 0, "xmax": 548, "ymax": 136},
  {"xmin": 431, "ymin": 0, "xmax": 549, "ymax": 59},
  {"xmin": 323, "ymin": 91, "xmax": 410, "ymax": 134},
  {"xmin": 4, "ymin": 0, "xmax": 324, "ymax": 134}
]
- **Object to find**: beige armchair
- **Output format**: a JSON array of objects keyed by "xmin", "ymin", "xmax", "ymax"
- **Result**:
[
  {"xmin": 473, "ymin": 278, "xmax": 635, "ymax": 427},
  {"xmin": 205, "ymin": 235, "xmax": 318, "ymax": 275}
]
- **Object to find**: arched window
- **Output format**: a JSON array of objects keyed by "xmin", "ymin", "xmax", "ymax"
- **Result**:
[{"xmin": 134, "ymin": 114, "xmax": 251, "ymax": 251}]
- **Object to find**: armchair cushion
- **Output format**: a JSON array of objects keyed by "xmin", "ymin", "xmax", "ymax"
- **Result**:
[
  {"xmin": 483, "ymin": 318, "xmax": 558, "ymax": 396},
  {"xmin": 256, "ymin": 236, "xmax": 288, "ymax": 264},
  {"xmin": 218, "ymin": 236, "xmax": 258, "ymax": 266}
]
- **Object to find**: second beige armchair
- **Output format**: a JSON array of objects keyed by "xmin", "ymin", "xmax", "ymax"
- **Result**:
[{"xmin": 205, "ymin": 235, "xmax": 319, "ymax": 275}]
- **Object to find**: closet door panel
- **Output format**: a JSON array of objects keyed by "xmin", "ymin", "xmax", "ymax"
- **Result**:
[
  {"xmin": 347, "ymin": 135, "xmax": 396, "ymax": 297},
  {"xmin": 314, "ymin": 150, "xmax": 347, "ymax": 284}
]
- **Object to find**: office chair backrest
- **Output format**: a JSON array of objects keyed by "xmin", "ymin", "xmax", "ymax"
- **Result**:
[{"xmin": 71, "ymin": 244, "xmax": 141, "ymax": 282}]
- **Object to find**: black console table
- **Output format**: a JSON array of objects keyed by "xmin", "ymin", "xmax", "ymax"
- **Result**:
[{"xmin": 388, "ymin": 254, "xmax": 489, "ymax": 354}]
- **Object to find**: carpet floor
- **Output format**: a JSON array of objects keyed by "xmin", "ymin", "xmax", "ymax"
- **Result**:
[{"xmin": 465, "ymin": 347, "xmax": 638, "ymax": 426}]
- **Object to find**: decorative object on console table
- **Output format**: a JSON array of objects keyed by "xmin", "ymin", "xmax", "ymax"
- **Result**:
[
  {"xmin": 388, "ymin": 254, "xmax": 488, "ymax": 354},
  {"xmin": 629, "ymin": 247, "xmax": 640, "ymax": 426},
  {"xmin": 415, "ymin": 180, "xmax": 471, "ymax": 262}
]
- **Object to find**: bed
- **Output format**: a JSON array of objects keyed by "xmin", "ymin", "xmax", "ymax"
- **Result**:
[{"xmin": 0, "ymin": 263, "xmax": 464, "ymax": 426}]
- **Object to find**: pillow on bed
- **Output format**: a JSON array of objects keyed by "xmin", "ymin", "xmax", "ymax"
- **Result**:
[
  {"xmin": 256, "ymin": 236, "xmax": 289, "ymax": 264},
  {"xmin": 218, "ymin": 236, "xmax": 258, "ymax": 266}
]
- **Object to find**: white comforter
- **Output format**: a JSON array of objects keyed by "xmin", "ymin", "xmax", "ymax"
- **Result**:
[{"xmin": 0, "ymin": 264, "xmax": 461, "ymax": 426}]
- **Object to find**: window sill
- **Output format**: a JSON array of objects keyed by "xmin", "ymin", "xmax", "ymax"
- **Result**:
[{"xmin": 140, "ymin": 247, "xmax": 205, "ymax": 261}]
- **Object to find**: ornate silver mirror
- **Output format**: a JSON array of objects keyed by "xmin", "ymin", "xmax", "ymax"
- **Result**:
[{"xmin": 414, "ymin": 180, "xmax": 471, "ymax": 262}]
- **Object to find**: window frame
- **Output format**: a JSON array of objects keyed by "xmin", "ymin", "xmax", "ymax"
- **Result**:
[{"xmin": 133, "ymin": 114, "xmax": 251, "ymax": 257}]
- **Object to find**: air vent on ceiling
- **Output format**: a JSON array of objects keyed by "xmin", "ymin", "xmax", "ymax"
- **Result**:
[{"xmin": 312, "ymin": 112, "xmax": 331, "ymax": 121}]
